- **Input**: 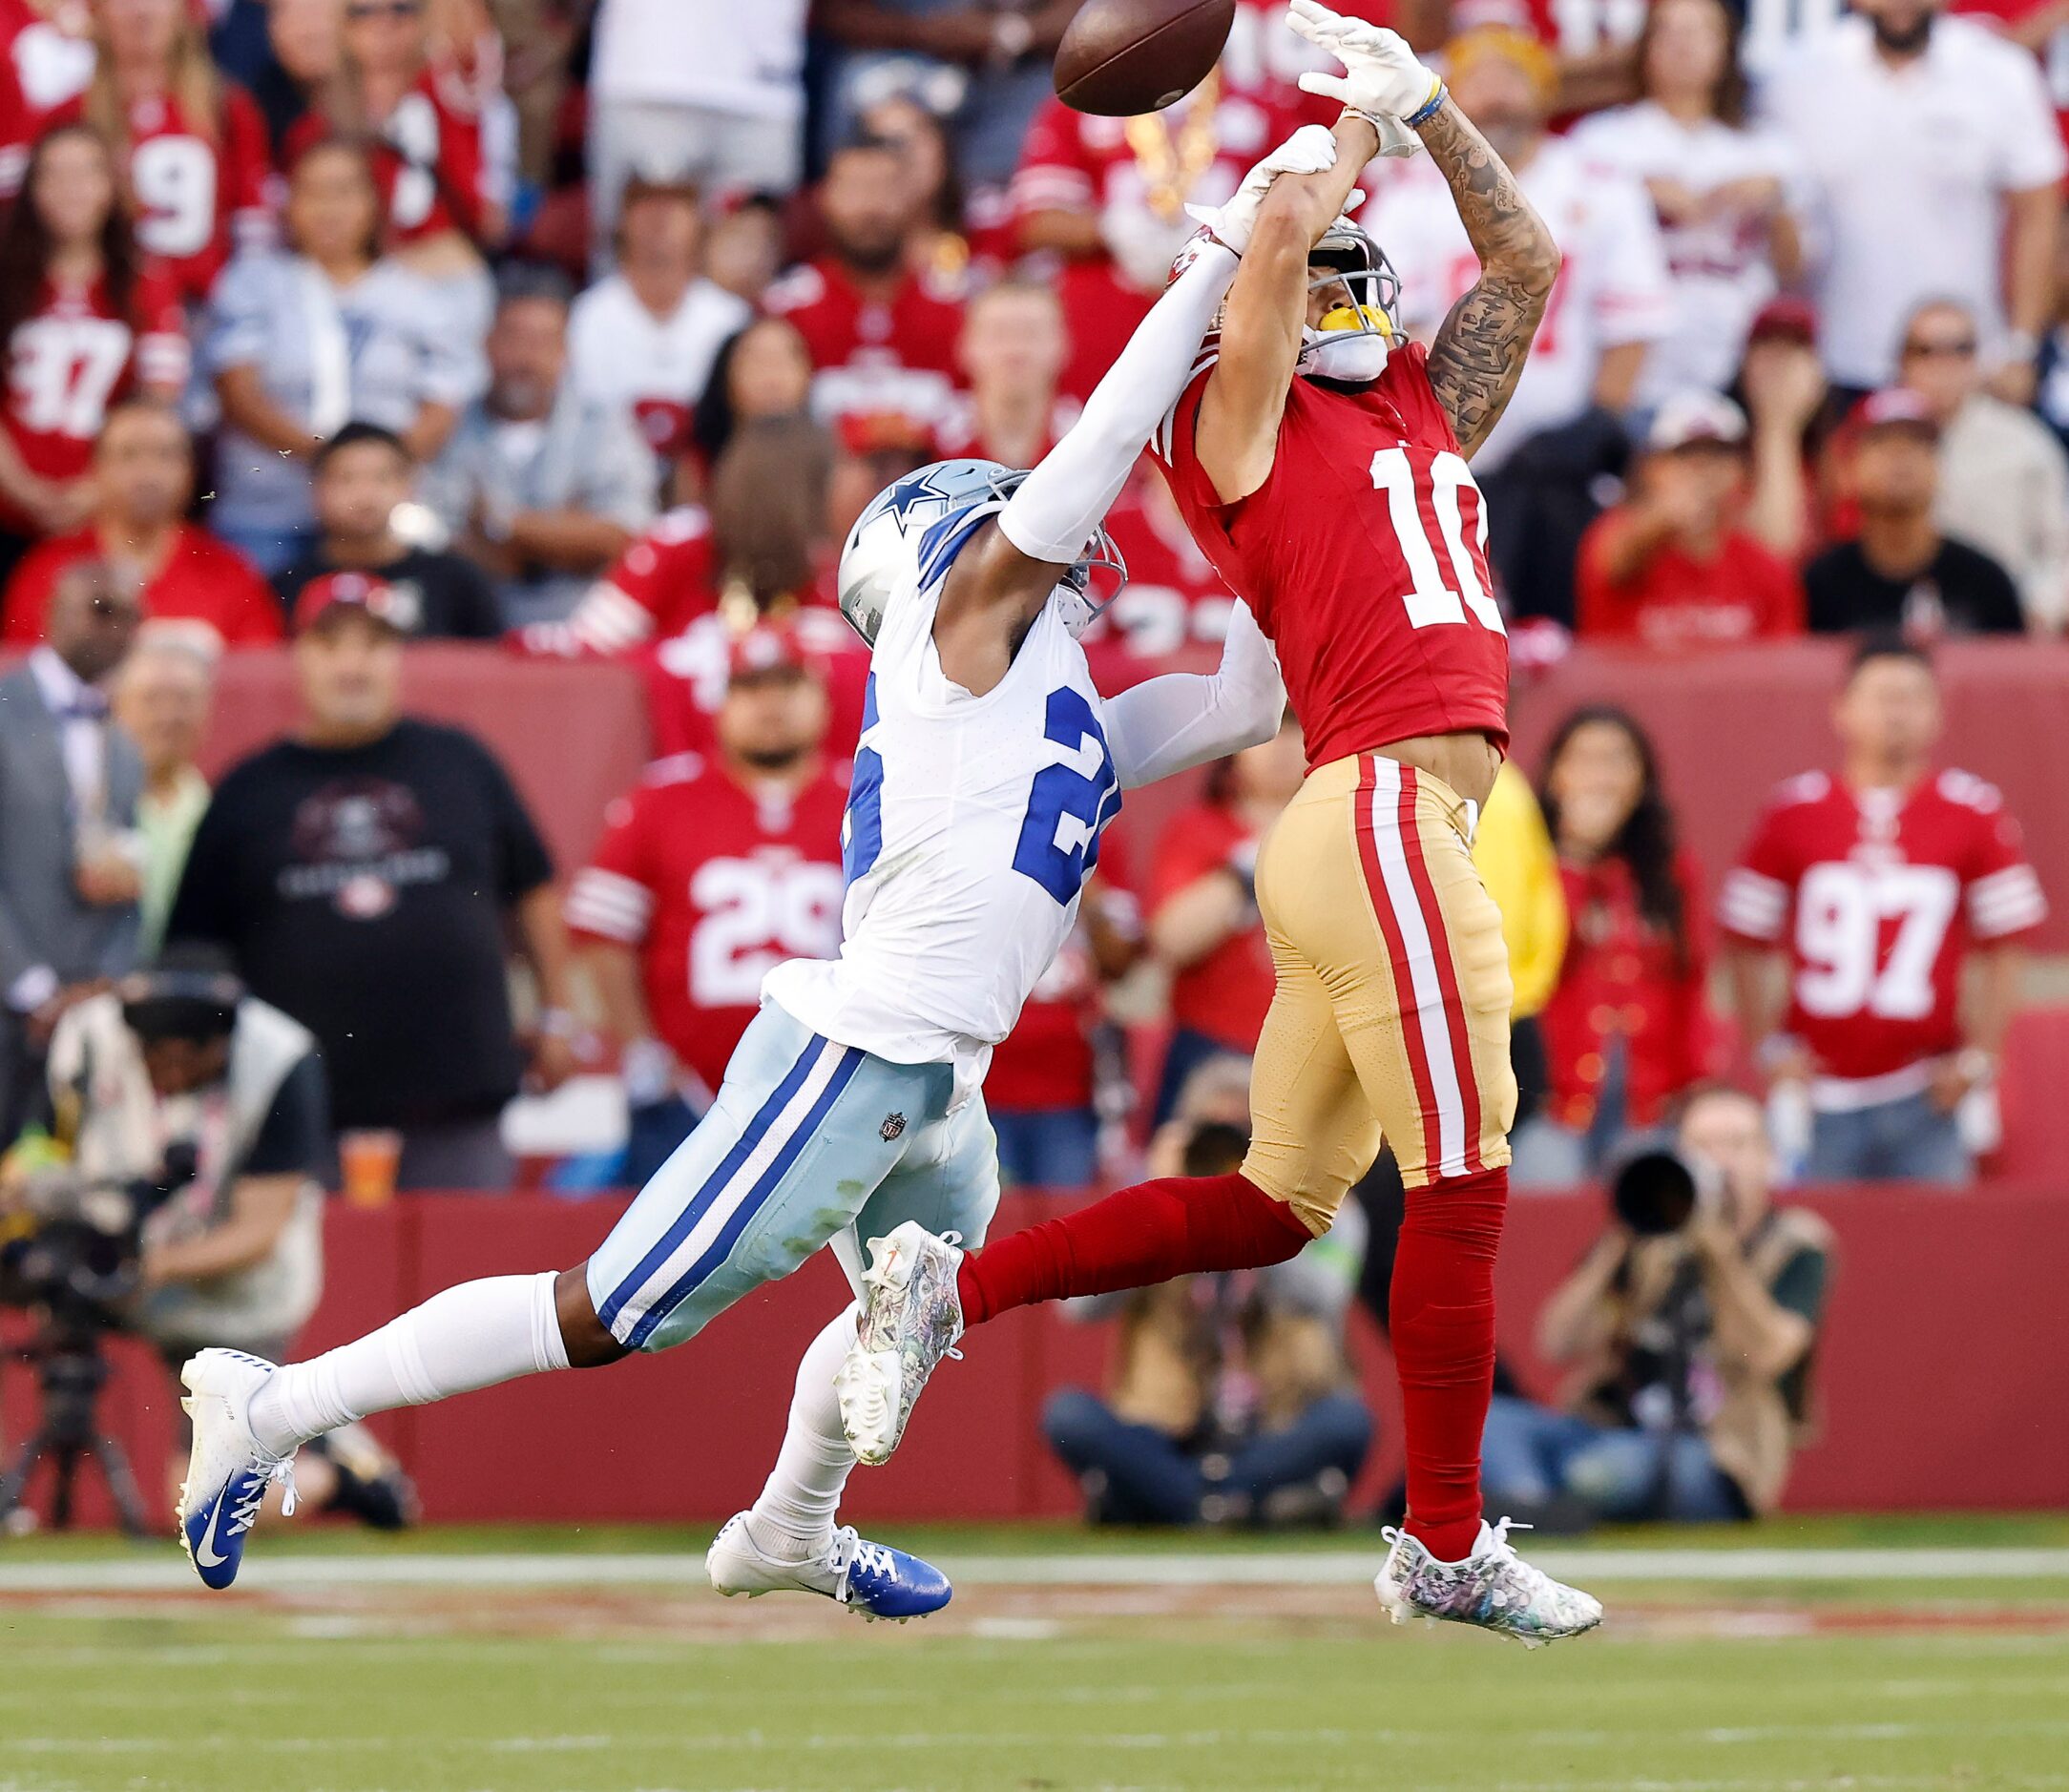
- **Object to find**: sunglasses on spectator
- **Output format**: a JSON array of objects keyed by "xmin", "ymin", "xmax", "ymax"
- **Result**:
[
  {"xmin": 346, "ymin": 0, "xmax": 422, "ymax": 19},
  {"xmin": 1902, "ymin": 337, "xmax": 1977, "ymax": 359}
]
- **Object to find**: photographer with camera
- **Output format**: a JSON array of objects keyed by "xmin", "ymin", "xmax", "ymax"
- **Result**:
[
  {"xmin": 1040, "ymin": 1056, "xmax": 1373, "ymax": 1529},
  {"xmin": 1480, "ymin": 1086, "xmax": 1834, "ymax": 1525},
  {"xmin": 2, "ymin": 947, "xmax": 410, "ymax": 1530}
]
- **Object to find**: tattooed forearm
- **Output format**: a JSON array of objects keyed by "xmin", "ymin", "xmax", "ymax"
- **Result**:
[{"xmin": 1412, "ymin": 100, "xmax": 1562, "ymax": 457}]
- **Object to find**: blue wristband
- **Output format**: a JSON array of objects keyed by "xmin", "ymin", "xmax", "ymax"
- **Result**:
[{"xmin": 1405, "ymin": 82, "xmax": 1447, "ymax": 128}]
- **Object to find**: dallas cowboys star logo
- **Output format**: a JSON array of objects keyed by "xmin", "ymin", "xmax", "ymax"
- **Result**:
[{"xmin": 882, "ymin": 465, "xmax": 962, "ymax": 532}]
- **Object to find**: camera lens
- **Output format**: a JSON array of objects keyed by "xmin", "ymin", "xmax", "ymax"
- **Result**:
[{"xmin": 1610, "ymin": 1148, "xmax": 1699, "ymax": 1236}]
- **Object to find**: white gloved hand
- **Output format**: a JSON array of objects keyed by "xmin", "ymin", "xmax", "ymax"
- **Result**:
[
  {"xmin": 1288, "ymin": 0, "xmax": 1444, "ymax": 125},
  {"xmin": 1181, "ymin": 121, "xmax": 1341, "ymax": 253},
  {"xmin": 1100, "ymin": 197, "xmax": 1202, "ymax": 290}
]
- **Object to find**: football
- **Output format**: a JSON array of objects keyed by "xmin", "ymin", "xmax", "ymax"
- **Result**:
[{"xmin": 1052, "ymin": 0, "xmax": 1236, "ymax": 115}]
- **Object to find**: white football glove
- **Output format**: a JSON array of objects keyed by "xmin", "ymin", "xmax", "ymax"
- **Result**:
[
  {"xmin": 1287, "ymin": 0, "xmax": 1445, "ymax": 126},
  {"xmin": 1181, "ymin": 122, "xmax": 1348, "ymax": 254}
]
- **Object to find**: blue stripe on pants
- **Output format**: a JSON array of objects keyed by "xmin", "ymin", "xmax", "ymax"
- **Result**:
[
  {"xmin": 625, "ymin": 1044, "xmax": 866, "ymax": 1348},
  {"xmin": 596, "ymin": 1032, "xmax": 826, "ymax": 1330}
]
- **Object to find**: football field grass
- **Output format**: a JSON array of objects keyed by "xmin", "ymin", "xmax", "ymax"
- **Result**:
[{"xmin": 3, "ymin": 1515, "xmax": 2066, "ymax": 1792}]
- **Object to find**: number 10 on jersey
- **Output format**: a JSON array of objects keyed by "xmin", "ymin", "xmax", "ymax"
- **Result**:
[{"xmin": 1369, "ymin": 448, "xmax": 1506, "ymax": 635}]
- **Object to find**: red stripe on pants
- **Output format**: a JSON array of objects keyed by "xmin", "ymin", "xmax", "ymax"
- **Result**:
[
  {"xmin": 1351, "ymin": 756, "xmax": 1443, "ymax": 1159},
  {"xmin": 1391, "ymin": 764, "xmax": 1485, "ymax": 1175}
]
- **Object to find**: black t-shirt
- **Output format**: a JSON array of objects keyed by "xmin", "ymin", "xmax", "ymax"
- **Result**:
[
  {"xmin": 1804, "ymin": 537, "xmax": 2025, "ymax": 636},
  {"xmin": 273, "ymin": 546, "xmax": 505, "ymax": 639},
  {"xmin": 238, "ymin": 1051, "xmax": 331, "ymax": 1180},
  {"xmin": 167, "ymin": 720, "xmax": 553, "ymax": 1128}
]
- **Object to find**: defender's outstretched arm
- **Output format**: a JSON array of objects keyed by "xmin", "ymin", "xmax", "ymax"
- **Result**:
[{"xmin": 1103, "ymin": 598, "xmax": 1285, "ymax": 790}]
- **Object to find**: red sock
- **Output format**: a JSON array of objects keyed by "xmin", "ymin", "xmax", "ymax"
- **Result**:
[
  {"xmin": 1392, "ymin": 1165, "xmax": 1508, "ymax": 1564},
  {"xmin": 956, "ymin": 1173, "xmax": 1312, "ymax": 1324}
]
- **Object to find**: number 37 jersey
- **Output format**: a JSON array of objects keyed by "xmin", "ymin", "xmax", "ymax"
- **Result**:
[
  {"xmin": 1153, "ymin": 341, "xmax": 1509, "ymax": 764},
  {"xmin": 763, "ymin": 531, "xmax": 1119, "ymax": 1103}
]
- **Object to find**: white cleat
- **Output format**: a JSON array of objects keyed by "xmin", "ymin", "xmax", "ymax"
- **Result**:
[
  {"xmin": 176, "ymin": 1349, "xmax": 298, "ymax": 1591},
  {"xmin": 836, "ymin": 1221, "xmax": 965, "ymax": 1466},
  {"xmin": 704, "ymin": 1511, "xmax": 952, "ymax": 1621},
  {"xmin": 1374, "ymin": 1517, "xmax": 1602, "ymax": 1648}
]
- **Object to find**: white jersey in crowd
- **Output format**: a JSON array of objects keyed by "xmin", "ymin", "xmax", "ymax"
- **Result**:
[
  {"xmin": 589, "ymin": 0, "xmax": 806, "ymax": 120},
  {"xmin": 763, "ymin": 521, "xmax": 1118, "ymax": 1107},
  {"xmin": 1363, "ymin": 135, "xmax": 1672, "ymax": 473},
  {"xmin": 566, "ymin": 273, "xmax": 750, "ymax": 460},
  {"xmin": 1567, "ymin": 102, "xmax": 1809, "ymax": 406},
  {"xmin": 1761, "ymin": 13, "xmax": 2066, "ymax": 389}
]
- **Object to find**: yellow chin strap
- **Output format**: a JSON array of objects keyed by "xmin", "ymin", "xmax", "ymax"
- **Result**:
[{"xmin": 1318, "ymin": 303, "xmax": 1394, "ymax": 339}]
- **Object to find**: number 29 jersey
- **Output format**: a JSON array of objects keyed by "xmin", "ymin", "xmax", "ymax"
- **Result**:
[
  {"xmin": 1152, "ymin": 341, "xmax": 1509, "ymax": 765},
  {"xmin": 763, "ymin": 521, "xmax": 1121, "ymax": 1105}
]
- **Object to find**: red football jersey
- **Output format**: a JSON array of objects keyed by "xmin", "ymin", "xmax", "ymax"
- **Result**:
[
  {"xmin": 1148, "ymin": 802, "xmax": 1276, "ymax": 1052},
  {"xmin": 2, "ymin": 521, "xmax": 280, "ymax": 645},
  {"xmin": 1097, "ymin": 468, "xmax": 1237, "ymax": 657},
  {"xmin": 642, "ymin": 606, "xmax": 872, "ymax": 766},
  {"xmin": 564, "ymin": 760, "xmax": 849, "ymax": 1098},
  {"xmin": 50, "ymin": 83, "xmax": 271, "ymax": 300},
  {"xmin": 0, "ymin": 0, "xmax": 90, "ymax": 198},
  {"xmin": 762, "ymin": 257, "xmax": 964, "ymax": 432},
  {"xmin": 513, "ymin": 507, "xmax": 718, "ymax": 658},
  {"xmin": 0, "ymin": 268, "xmax": 186, "ymax": 530},
  {"xmin": 1717, "ymin": 768, "xmax": 2047, "ymax": 1082},
  {"xmin": 1154, "ymin": 341, "xmax": 1510, "ymax": 765},
  {"xmin": 283, "ymin": 68, "xmax": 491, "ymax": 246},
  {"xmin": 1576, "ymin": 515, "xmax": 1805, "ymax": 650}
]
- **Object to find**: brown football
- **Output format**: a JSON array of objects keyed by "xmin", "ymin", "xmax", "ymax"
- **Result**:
[{"xmin": 1053, "ymin": 0, "xmax": 1236, "ymax": 116}]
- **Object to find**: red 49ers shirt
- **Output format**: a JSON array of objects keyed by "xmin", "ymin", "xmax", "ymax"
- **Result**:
[
  {"xmin": 564, "ymin": 760, "xmax": 849, "ymax": 1099},
  {"xmin": 762, "ymin": 257, "xmax": 964, "ymax": 433},
  {"xmin": 1718, "ymin": 768, "xmax": 2047, "ymax": 1089}
]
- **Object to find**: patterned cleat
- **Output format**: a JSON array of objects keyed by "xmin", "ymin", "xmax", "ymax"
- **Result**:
[
  {"xmin": 705, "ymin": 1511, "xmax": 951, "ymax": 1622},
  {"xmin": 176, "ymin": 1349, "xmax": 299, "ymax": 1591},
  {"xmin": 836, "ymin": 1221, "xmax": 965, "ymax": 1466},
  {"xmin": 1374, "ymin": 1517, "xmax": 1602, "ymax": 1648}
]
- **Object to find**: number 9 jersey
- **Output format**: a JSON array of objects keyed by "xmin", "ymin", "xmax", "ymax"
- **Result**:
[
  {"xmin": 1152, "ymin": 340, "xmax": 1509, "ymax": 764},
  {"xmin": 763, "ymin": 520, "xmax": 1120, "ymax": 1109}
]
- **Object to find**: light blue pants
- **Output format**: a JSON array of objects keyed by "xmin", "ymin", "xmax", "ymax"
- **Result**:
[
  {"xmin": 1479, "ymin": 1394, "xmax": 1746, "ymax": 1522},
  {"xmin": 1806, "ymin": 1091, "xmax": 1970, "ymax": 1182},
  {"xmin": 586, "ymin": 1003, "xmax": 1000, "ymax": 1352}
]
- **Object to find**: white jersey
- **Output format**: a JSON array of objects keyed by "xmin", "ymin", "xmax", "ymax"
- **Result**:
[
  {"xmin": 566, "ymin": 274, "xmax": 750, "ymax": 462},
  {"xmin": 763, "ymin": 519, "xmax": 1118, "ymax": 1105}
]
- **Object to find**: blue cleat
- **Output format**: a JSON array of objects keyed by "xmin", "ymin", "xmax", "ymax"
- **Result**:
[
  {"xmin": 705, "ymin": 1511, "xmax": 951, "ymax": 1622},
  {"xmin": 176, "ymin": 1349, "xmax": 299, "ymax": 1591}
]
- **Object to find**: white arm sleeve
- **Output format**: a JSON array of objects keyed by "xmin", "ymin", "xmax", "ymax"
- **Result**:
[
  {"xmin": 1105, "ymin": 598, "xmax": 1285, "ymax": 791},
  {"xmin": 997, "ymin": 240, "xmax": 1240, "ymax": 566}
]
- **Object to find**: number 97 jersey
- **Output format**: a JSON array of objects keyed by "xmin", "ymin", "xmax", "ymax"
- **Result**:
[{"xmin": 1152, "ymin": 340, "xmax": 1509, "ymax": 767}]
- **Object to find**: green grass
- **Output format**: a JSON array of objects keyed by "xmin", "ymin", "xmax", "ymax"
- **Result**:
[{"xmin": 3, "ymin": 1518, "xmax": 2066, "ymax": 1791}]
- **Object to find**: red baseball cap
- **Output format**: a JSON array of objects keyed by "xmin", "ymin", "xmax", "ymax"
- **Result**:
[
  {"xmin": 1851, "ymin": 386, "xmax": 1939, "ymax": 439},
  {"xmin": 727, "ymin": 620, "xmax": 820, "ymax": 685},
  {"xmin": 1746, "ymin": 295, "xmax": 1819, "ymax": 345},
  {"xmin": 292, "ymin": 572, "xmax": 408, "ymax": 636}
]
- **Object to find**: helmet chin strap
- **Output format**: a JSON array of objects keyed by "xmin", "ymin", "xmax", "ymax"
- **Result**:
[{"xmin": 1298, "ymin": 330, "xmax": 1391, "ymax": 383}]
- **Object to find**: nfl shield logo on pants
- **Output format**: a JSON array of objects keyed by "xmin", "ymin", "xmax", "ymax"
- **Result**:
[{"xmin": 880, "ymin": 1114, "xmax": 907, "ymax": 1141}]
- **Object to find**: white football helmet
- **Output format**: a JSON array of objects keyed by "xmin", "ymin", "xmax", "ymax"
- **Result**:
[
  {"xmin": 837, "ymin": 457, "xmax": 1126, "ymax": 647},
  {"xmin": 1300, "ymin": 216, "xmax": 1403, "ymax": 385}
]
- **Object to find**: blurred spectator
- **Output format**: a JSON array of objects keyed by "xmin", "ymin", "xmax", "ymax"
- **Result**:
[
  {"xmin": 1764, "ymin": 0, "xmax": 2064, "ymax": 404},
  {"xmin": 1720, "ymin": 636, "xmax": 2043, "ymax": 1181},
  {"xmin": 168, "ymin": 580, "xmax": 575, "ymax": 1191},
  {"xmin": 1146, "ymin": 715, "xmax": 1303, "ymax": 1122},
  {"xmin": 701, "ymin": 195, "xmax": 785, "ymax": 308},
  {"xmin": 685, "ymin": 315, "xmax": 814, "ymax": 473},
  {"xmin": 424, "ymin": 265, "xmax": 657, "ymax": 628},
  {"xmin": 1898, "ymin": 297, "xmax": 2069, "ymax": 633},
  {"xmin": 1806, "ymin": 389, "xmax": 2025, "ymax": 636},
  {"xmin": 1369, "ymin": 24, "xmax": 1671, "ymax": 626},
  {"xmin": 1576, "ymin": 392, "xmax": 1805, "ymax": 650},
  {"xmin": 858, "ymin": 92, "xmax": 984, "ymax": 282},
  {"xmin": 62, "ymin": 0, "xmax": 273, "ymax": 302},
  {"xmin": 1567, "ymin": 0, "xmax": 1806, "ymax": 410},
  {"xmin": 1043, "ymin": 1065, "xmax": 1372, "ymax": 1528},
  {"xmin": 2, "ymin": 398, "xmax": 280, "ymax": 647},
  {"xmin": 0, "ymin": 123, "xmax": 186, "ymax": 581},
  {"xmin": 1472, "ymin": 758, "xmax": 1568, "ymax": 1137},
  {"xmin": 1731, "ymin": 297, "xmax": 1829, "ymax": 565},
  {"xmin": 764, "ymin": 135, "xmax": 965, "ymax": 438},
  {"xmin": 988, "ymin": 859, "xmax": 1140, "ymax": 1190},
  {"xmin": 0, "ymin": 559, "xmax": 143, "ymax": 1140},
  {"xmin": 284, "ymin": 0, "xmax": 504, "ymax": 344},
  {"xmin": 935, "ymin": 278, "xmax": 1076, "ymax": 467},
  {"xmin": 515, "ymin": 502, "xmax": 716, "ymax": 660},
  {"xmin": 587, "ymin": 0, "xmax": 804, "ymax": 269},
  {"xmin": 1515, "ymin": 708, "xmax": 1711, "ymax": 1186},
  {"xmin": 246, "ymin": 0, "xmax": 344, "ymax": 156},
  {"xmin": 1482, "ymin": 1087, "xmax": 1832, "ymax": 1524},
  {"xmin": 1099, "ymin": 469, "xmax": 1235, "ymax": 657},
  {"xmin": 818, "ymin": 1, "xmax": 1069, "ymax": 193},
  {"xmin": 111, "ymin": 629, "xmax": 216, "ymax": 956},
  {"xmin": 480, "ymin": 0, "xmax": 576, "ymax": 192},
  {"xmin": 566, "ymin": 622, "xmax": 846, "ymax": 1186},
  {"xmin": 207, "ymin": 136, "xmax": 479, "ymax": 574},
  {"xmin": 273, "ymin": 421, "xmax": 500, "ymax": 640},
  {"xmin": 567, "ymin": 175, "xmax": 749, "ymax": 471},
  {"xmin": 0, "ymin": 4, "xmax": 93, "ymax": 195}
]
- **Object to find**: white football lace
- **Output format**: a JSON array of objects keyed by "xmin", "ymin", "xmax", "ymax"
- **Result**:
[
  {"xmin": 849, "ymin": 1539, "xmax": 897, "ymax": 1580},
  {"xmin": 230, "ymin": 1456, "xmax": 298, "ymax": 1533}
]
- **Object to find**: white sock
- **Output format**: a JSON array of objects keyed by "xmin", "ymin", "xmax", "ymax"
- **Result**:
[
  {"xmin": 745, "ymin": 1307, "xmax": 858, "ymax": 1560},
  {"xmin": 247, "ymin": 1273, "xmax": 571, "ymax": 1456}
]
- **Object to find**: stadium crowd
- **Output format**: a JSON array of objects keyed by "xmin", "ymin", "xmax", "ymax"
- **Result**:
[{"xmin": 0, "ymin": 0, "xmax": 2059, "ymax": 1246}]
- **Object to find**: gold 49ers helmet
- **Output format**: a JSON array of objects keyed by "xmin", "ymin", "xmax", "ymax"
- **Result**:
[{"xmin": 1300, "ymin": 215, "xmax": 1402, "ymax": 384}]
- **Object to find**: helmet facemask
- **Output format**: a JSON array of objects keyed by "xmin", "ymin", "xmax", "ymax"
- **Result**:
[
  {"xmin": 1299, "ymin": 223, "xmax": 1402, "ymax": 385},
  {"xmin": 1053, "ymin": 525, "xmax": 1128, "ymax": 640}
]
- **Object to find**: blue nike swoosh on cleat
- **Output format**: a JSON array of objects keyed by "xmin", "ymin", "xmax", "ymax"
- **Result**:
[
  {"xmin": 842, "ymin": 1543, "xmax": 952, "ymax": 1620},
  {"xmin": 183, "ymin": 1472, "xmax": 260, "ymax": 1591}
]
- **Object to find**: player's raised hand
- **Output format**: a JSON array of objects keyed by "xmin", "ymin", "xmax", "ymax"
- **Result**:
[
  {"xmin": 1182, "ymin": 122, "xmax": 1345, "ymax": 253},
  {"xmin": 1287, "ymin": 0, "xmax": 1444, "ymax": 126}
]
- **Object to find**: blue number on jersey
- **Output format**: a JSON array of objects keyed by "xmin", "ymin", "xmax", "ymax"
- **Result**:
[
  {"xmin": 1013, "ymin": 687, "xmax": 1121, "ymax": 905},
  {"xmin": 844, "ymin": 676, "xmax": 884, "ymax": 886}
]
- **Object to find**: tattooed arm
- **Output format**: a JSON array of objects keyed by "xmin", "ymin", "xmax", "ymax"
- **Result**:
[{"xmin": 1413, "ymin": 99, "xmax": 1562, "ymax": 459}]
